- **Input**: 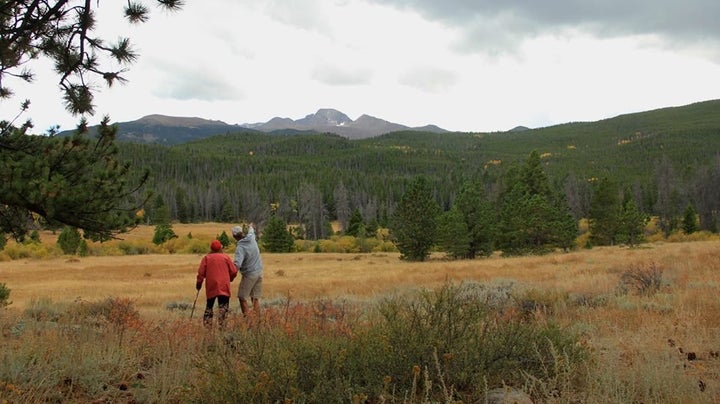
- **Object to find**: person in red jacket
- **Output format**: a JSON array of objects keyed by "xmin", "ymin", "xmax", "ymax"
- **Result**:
[{"xmin": 196, "ymin": 239, "xmax": 238, "ymax": 327}]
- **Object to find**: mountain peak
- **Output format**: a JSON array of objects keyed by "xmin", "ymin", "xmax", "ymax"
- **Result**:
[
  {"xmin": 60, "ymin": 108, "xmax": 451, "ymax": 143},
  {"xmin": 297, "ymin": 109, "xmax": 352, "ymax": 126}
]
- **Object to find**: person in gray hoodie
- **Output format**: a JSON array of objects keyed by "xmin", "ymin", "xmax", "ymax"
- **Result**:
[{"xmin": 232, "ymin": 223, "xmax": 264, "ymax": 316}]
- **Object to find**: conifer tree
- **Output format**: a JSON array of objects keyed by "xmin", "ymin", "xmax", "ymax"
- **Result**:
[
  {"xmin": 1, "ymin": 120, "xmax": 149, "ymax": 240},
  {"xmin": 1, "ymin": 1, "xmax": 183, "ymax": 240},
  {"xmin": 152, "ymin": 224, "xmax": 177, "ymax": 245},
  {"xmin": 496, "ymin": 151, "xmax": 577, "ymax": 255},
  {"xmin": 588, "ymin": 177, "xmax": 621, "ymax": 246},
  {"xmin": 617, "ymin": 195, "xmax": 647, "ymax": 246},
  {"xmin": 682, "ymin": 204, "xmax": 699, "ymax": 235},
  {"xmin": 454, "ymin": 181, "xmax": 495, "ymax": 258},
  {"xmin": 346, "ymin": 209, "xmax": 365, "ymax": 237},
  {"xmin": 520, "ymin": 150, "xmax": 551, "ymax": 196},
  {"xmin": 548, "ymin": 191, "xmax": 580, "ymax": 251},
  {"xmin": 366, "ymin": 218, "xmax": 379, "ymax": 237},
  {"xmin": 57, "ymin": 226, "xmax": 82, "ymax": 255},
  {"xmin": 262, "ymin": 215, "xmax": 295, "ymax": 253},
  {"xmin": 389, "ymin": 176, "xmax": 440, "ymax": 261},
  {"xmin": 216, "ymin": 231, "xmax": 232, "ymax": 249},
  {"xmin": 436, "ymin": 208, "xmax": 471, "ymax": 259}
]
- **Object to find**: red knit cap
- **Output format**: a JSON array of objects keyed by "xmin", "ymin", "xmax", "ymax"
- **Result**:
[{"xmin": 210, "ymin": 240, "xmax": 222, "ymax": 252}]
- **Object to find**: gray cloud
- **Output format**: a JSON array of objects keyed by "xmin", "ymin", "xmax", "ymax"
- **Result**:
[{"xmin": 369, "ymin": 0, "xmax": 720, "ymax": 53}]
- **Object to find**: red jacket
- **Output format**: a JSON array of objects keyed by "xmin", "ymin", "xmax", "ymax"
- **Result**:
[{"xmin": 197, "ymin": 252, "xmax": 238, "ymax": 299}]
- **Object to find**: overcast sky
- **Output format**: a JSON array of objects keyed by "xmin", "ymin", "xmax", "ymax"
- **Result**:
[{"xmin": 10, "ymin": 0, "xmax": 720, "ymax": 133}]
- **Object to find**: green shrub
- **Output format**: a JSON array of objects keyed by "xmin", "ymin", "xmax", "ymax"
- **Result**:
[
  {"xmin": 77, "ymin": 239, "xmax": 89, "ymax": 257},
  {"xmin": 152, "ymin": 223, "xmax": 177, "ymax": 245},
  {"xmin": 192, "ymin": 282, "xmax": 588, "ymax": 403},
  {"xmin": 57, "ymin": 226, "xmax": 82, "ymax": 254},
  {"xmin": 370, "ymin": 282, "xmax": 586, "ymax": 400},
  {"xmin": 0, "ymin": 281, "xmax": 593, "ymax": 403},
  {"xmin": 117, "ymin": 241, "xmax": 152, "ymax": 255},
  {"xmin": 0, "ymin": 282, "xmax": 11, "ymax": 308},
  {"xmin": 29, "ymin": 230, "xmax": 41, "ymax": 244},
  {"xmin": 216, "ymin": 231, "xmax": 232, "ymax": 248}
]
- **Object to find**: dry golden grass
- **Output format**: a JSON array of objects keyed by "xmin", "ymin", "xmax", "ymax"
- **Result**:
[
  {"xmin": 2, "ymin": 225, "xmax": 720, "ymax": 400},
  {"xmin": 2, "ymin": 226, "xmax": 719, "ymax": 316}
]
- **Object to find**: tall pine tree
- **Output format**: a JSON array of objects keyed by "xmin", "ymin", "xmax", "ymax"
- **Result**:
[
  {"xmin": 436, "ymin": 208, "xmax": 471, "ymax": 259},
  {"xmin": 617, "ymin": 195, "xmax": 647, "ymax": 246},
  {"xmin": 346, "ymin": 209, "xmax": 366, "ymax": 237},
  {"xmin": 262, "ymin": 215, "xmax": 295, "ymax": 253},
  {"xmin": 588, "ymin": 177, "xmax": 621, "ymax": 246},
  {"xmin": 389, "ymin": 176, "xmax": 440, "ymax": 261},
  {"xmin": 454, "ymin": 180, "xmax": 496, "ymax": 258},
  {"xmin": 682, "ymin": 204, "xmax": 699, "ymax": 235},
  {"xmin": 496, "ymin": 151, "xmax": 577, "ymax": 255}
]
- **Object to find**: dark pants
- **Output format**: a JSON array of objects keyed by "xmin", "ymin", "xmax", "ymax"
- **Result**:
[{"xmin": 203, "ymin": 295, "xmax": 230, "ymax": 327}]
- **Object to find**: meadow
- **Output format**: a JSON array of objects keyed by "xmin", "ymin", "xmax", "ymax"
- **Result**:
[{"xmin": 1, "ymin": 224, "xmax": 719, "ymax": 402}]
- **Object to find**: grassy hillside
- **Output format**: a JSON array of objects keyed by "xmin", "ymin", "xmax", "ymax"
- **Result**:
[
  {"xmin": 360, "ymin": 99, "xmax": 720, "ymax": 184},
  {"xmin": 181, "ymin": 98, "xmax": 720, "ymax": 184}
]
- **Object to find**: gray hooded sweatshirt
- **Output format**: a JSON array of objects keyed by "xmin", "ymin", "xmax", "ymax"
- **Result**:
[{"xmin": 233, "ymin": 226, "xmax": 263, "ymax": 276}]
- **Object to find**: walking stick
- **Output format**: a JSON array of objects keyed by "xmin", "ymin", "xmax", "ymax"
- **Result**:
[{"xmin": 190, "ymin": 288, "xmax": 200, "ymax": 319}]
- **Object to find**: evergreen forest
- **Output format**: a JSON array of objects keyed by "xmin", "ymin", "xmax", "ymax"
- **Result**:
[{"xmin": 119, "ymin": 99, "xmax": 720, "ymax": 253}]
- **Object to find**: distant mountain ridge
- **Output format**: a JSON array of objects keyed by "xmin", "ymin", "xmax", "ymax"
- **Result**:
[
  {"xmin": 84, "ymin": 114, "xmax": 245, "ymax": 145},
  {"xmin": 55, "ymin": 100, "xmax": 720, "ymax": 146},
  {"xmin": 59, "ymin": 108, "xmax": 451, "ymax": 144},
  {"xmin": 241, "ymin": 108, "xmax": 447, "ymax": 139}
]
